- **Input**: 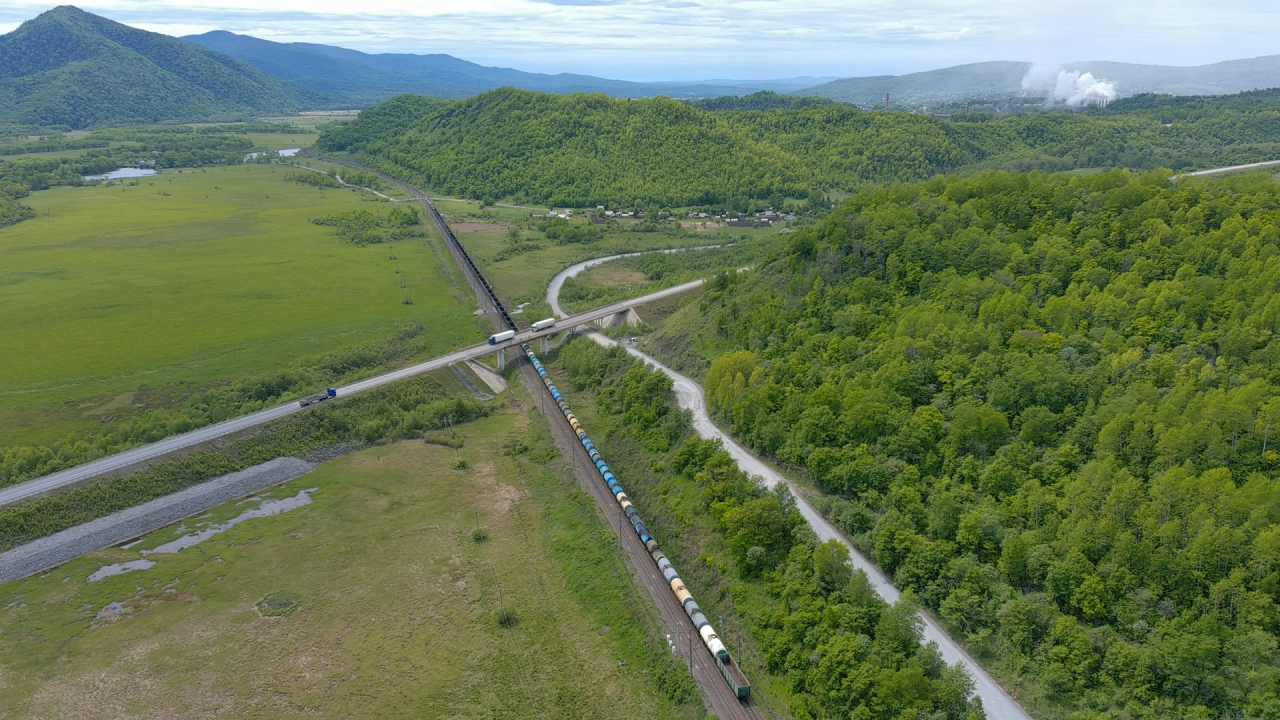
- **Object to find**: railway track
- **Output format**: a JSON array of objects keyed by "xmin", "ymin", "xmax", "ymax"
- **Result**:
[
  {"xmin": 329, "ymin": 157, "xmax": 762, "ymax": 718},
  {"xmin": 319, "ymin": 157, "xmax": 515, "ymax": 328},
  {"xmin": 521, "ymin": 357, "xmax": 763, "ymax": 720}
]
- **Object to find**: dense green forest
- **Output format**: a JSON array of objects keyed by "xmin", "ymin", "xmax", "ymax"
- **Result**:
[
  {"xmin": 691, "ymin": 91, "xmax": 840, "ymax": 112},
  {"xmin": 0, "ymin": 6, "xmax": 315, "ymax": 128},
  {"xmin": 1103, "ymin": 88, "xmax": 1280, "ymax": 120},
  {"xmin": 660, "ymin": 169, "xmax": 1280, "ymax": 718},
  {"xmin": 321, "ymin": 87, "xmax": 1280, "ymax": 208},
  {"xmin": 554, "ymin": 337, "xmax": 986, "ymax": 720},
  {"xmin": 313, "ymin": 93, "xmax": 452, "ymax": 153}
]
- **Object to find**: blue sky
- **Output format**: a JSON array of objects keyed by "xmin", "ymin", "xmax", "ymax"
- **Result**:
[{"xmin": 3, "ymin": 0, "xmax": 1279, "ymax": 81}]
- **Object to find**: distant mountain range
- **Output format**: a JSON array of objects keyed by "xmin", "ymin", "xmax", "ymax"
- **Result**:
[
  {"xmin": 3, "ymin": 5, "xmax": 1280, "ymax": 130},
  {"xmin": 182, "ymin": 30, "xmax": 832, "ymax": 105},
  {"xmin": 802, "ymin": 58, "xmax": 1280, "ymax": 107},
  {"xmin": 0, "ymin": 6, "xmax": 313, "ymax": 128}
]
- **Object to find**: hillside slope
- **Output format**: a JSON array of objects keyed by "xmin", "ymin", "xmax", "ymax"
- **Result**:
[
  {"xmin": 183, "ymin": 30, "xmax": 810, "ymax": 103},
  {"xmin": 654, "ymin": 169, "xmax": 1280, "ymax": 720},
  {"xmin": 804, "ymin": 56, "xmax": 1280, "ymax": 106},
  {"xmin": 0, "ymin": 6, "xmax": 316, "ymax": 127},
  {"xmin": 183, "ymin": 31, "xmax": 488, "ymax": 103},
  {"xmin": 322, "ymin": 88, "xmax": 1280, "ymax": 206}
]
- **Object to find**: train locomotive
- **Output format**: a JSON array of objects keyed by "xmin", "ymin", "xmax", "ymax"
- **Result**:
[{"xmin": 521, "ymin": 343, "xmax": 751, "ymax": 698}]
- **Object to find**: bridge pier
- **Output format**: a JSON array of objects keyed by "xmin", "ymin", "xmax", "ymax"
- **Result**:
[
  {"xmin": 497, "ymin": 347, "xmax": 506, "ymax": 371},
  {"xmin": 541, "ymin": 335, "xmax": 549, "ymax": 354}
]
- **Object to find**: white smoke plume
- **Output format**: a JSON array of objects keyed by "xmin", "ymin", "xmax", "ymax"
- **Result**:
[{"xmin": 1021, "ymin": 64, "xmax": 1117, "ymax": 108}]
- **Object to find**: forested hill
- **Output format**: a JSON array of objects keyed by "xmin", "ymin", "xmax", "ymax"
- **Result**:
[
  {"xmin": 322, "ymin": 87, "xmax": 1280, "ymax": 207},
  {"xmin": 690, "ymin": 91, "xmax": 839, "ymax": 112},
  {"xmin": 670, "ymin": 170, "xmax": 1280, "ymax": 719},
  {"xmin": 0, "ymin": 6, "xmax": 316, "ymax": 128},
  {"xmin": 182, "ymin": 29, "xmax": 798, "ymax": 105}
]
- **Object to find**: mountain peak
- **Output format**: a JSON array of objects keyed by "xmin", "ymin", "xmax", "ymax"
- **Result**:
[{"xmin": 0, "ymin": 6, "xmax": 317, "ymax": 127}]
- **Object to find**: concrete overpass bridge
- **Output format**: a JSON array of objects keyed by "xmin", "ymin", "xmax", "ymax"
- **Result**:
[{"xmin": 0, "ymin": 279, "xmax": 704, "ymax": 509}]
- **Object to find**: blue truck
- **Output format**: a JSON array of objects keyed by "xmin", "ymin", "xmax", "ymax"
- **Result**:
[{"xmin": 299, "ymin": 388, "xmax": 337, "ymax": 407}]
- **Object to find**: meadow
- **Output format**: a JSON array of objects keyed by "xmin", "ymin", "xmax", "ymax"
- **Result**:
[
  {"xmin": 0, "ymin": 164, "xmax": 481, "ymax": 446},
  {"xmin": 0, "ymin": 406, "xmax": 698, "ymax": 718},
  {"xmin": 439, "ymin": 198, "xmax": 778, "ymax": 318},
  {"xmin": 240, "ymin": 132, "xmax": 318, "ymax": 151},
  {"xmin": 557, "ymin": 240, "xmax": 785, "ymax": 315},
  {"xmin": 0, "ymin": 129, "xmax": 317, "ymax": 161}
]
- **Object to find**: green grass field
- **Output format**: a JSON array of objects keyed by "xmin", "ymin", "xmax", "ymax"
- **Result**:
[
  {"xmin": 0, "ymin": 146, "xmax": 102, "ymax": 161},
  {"xmin": 241, "ymin": 132, "xmax": 317, "ymax": 151},
  {"xmin": 0, "ymin": 132, "xmax": 317, "ymax": 161},
  {"xmin": 0, "ymin": 406, "xmax": 694, "ymax": 719},
  {"xmin": 287, "ymin": 158, "xmax": 417, "ymax": 201},
  {"xmin": 441, "ymin": 202, "xmax": 769, "ymax": 318},
  {"xmin": 558, "ymin": 241, "xmax": 784, "ymax": 314},
  {"xmin": 259, "ymin": 113, "xmax": 359, "ymax": 132},
  {"xmin": 0, "ymin": 164, "xmax": 482, "ymax": 445}
]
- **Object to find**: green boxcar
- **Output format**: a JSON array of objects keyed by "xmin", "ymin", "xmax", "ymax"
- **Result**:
[{"xmin": 716, "ymin": 653, "xmax": 751, "ymax": 698}]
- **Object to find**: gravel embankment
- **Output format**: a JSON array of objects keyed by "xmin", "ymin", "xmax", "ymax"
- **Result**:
[{"xmin": 0, "ymin": 457, "xmax": 315, "ymax": 585}]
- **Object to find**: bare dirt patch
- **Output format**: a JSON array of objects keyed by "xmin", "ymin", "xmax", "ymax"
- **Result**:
[
  {"xmin": 471, "ymin": 461, "xmax": 525, "ymax": 513},
  {"xmin": 680, "ymin": 221, "xmax": 722, "ymax": 231},
  {"xmin": 452, "ymin": 222, "xmax": 507, "ymax": 233}
]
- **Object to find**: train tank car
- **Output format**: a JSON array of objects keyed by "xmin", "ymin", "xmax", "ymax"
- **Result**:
[{"xmin": 519, "ymin": 343, "xmax": 750, "ymax": 699}]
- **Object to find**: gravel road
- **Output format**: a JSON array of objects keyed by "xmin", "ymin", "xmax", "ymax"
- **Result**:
[{"xmin": 549, "ymin": 257, "xmax": 1033, "ymax": 720}]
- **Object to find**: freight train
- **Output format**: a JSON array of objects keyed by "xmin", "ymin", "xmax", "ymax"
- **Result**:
[{"xmin": 521, "ymin": 343, "xmax": 751, "ymax": 698}]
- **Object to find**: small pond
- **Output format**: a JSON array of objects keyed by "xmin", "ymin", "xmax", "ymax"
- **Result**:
[
  {"xmin": 82, "ymin": 168, "xmax": 157, "ymax": 181},
  {"xmin": 244, "ymin": 148, "xmax": 302, "ymax": 160}
]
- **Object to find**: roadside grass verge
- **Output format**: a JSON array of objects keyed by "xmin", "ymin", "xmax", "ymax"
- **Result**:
[{"xmin": 0, "ymin": 374, "xmax": 491, "ymax": 551}]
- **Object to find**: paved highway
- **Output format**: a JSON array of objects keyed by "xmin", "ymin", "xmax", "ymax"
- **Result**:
[
  {"xmin": 0, "ymin": 286, "xmax": 699, "ymax": 508},
  {"xmin": 545, "ymin": 245, "xmax": 728, "ymax": 316}
]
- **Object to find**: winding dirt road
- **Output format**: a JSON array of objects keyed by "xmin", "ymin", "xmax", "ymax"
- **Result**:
[{"xmin": 548, "ymin": 253, "xmax": 1033, "ymax": 720}]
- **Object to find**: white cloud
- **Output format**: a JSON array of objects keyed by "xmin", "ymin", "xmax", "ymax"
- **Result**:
[{"xmin": 2, "ymin": 0, "xmax": 1279, "ymax": 80}]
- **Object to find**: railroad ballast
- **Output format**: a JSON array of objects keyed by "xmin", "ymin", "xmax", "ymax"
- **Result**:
[{"xmin": 521, "ymin": 342, "xmax": 751, "ymax": 698}]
